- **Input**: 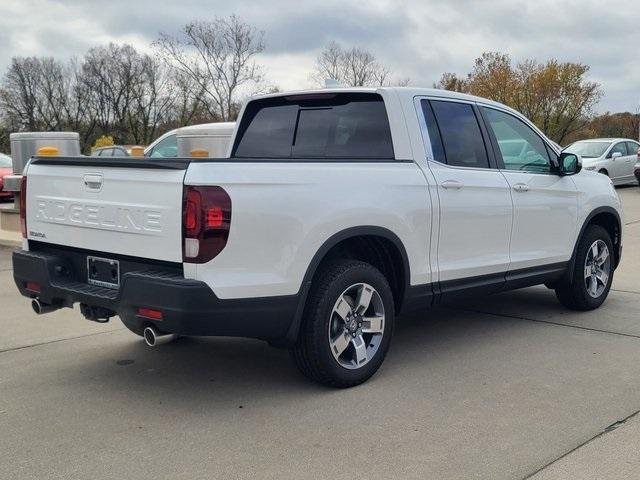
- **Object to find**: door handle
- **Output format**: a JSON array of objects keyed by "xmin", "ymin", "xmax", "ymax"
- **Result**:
[
  {"xmin": 441, "ymin": 180, "xmax": 464, "ymax": 190},
  {"xmin": 512, "ymin": 183, "xmax": 529, "ymax": 192},
  {"xmin": 83, "ymin": 174, "xmax": 103, "ymax": 191}
]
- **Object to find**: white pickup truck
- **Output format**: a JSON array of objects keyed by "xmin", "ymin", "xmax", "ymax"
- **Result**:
[{"xmin": 13, "ymin": 88, "xmax": 623, "ymax": 387}]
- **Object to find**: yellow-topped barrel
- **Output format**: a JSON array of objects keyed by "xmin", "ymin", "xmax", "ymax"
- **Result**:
[
  {"xmin": 37, "ymin": 146, "xmax": 60, "ymax": 156},
  {"xmin": 130, "ymin": 146, "xmax": 145, "ymax": 157},
  {"xmin": 190, "ymin": 148, "xmax": 209, "ymax": 158}
]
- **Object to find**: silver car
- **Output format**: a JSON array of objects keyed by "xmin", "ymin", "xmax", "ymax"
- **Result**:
[{"xmin": 564, "ymin": 138, "xmax": 640, "ymax": 186}]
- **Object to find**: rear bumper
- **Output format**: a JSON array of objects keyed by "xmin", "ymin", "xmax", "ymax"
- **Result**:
[{"xmin": 12, "ymin": 248, "xmax": 299, "ymax": 340}]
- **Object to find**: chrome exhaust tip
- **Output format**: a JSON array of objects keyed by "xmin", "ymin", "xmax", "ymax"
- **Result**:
[
  {"xmin": 143, "ymin": 326, "xmax": 177, "ymax": 347},
  {"xmin": 31, "ymin": 299, "xmax": 60, "ymax": 315}
]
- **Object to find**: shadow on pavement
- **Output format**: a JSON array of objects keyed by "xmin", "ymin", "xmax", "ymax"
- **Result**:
[{"xmin": 53, "ymin": 289, "xmax": 565, "ymax": 407}]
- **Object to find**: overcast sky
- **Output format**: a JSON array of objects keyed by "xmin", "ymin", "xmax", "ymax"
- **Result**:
[{"xmin": 1, "ymin": 0, "xmax": 638, "ymax": 112}]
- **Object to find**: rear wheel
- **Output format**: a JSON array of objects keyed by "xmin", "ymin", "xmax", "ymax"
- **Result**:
[
  {"xmin": 555, "ymin": 225, "xmax": 614, "ymax": 310},
  {"xmin": 291, "ymin": 260, "xmax": 394, "ymax": 388}
]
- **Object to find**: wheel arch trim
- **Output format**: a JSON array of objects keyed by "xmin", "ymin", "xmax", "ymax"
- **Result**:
[
  {"xmin": 283, "ymin": 226, "xmax": 411, "ymax": 345},
  {"xmin": 570, "ymin": 206, "xmax": 622, "ymax": 273}
]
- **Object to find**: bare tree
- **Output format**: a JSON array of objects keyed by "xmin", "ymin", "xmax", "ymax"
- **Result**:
[
  {"xmin": 154, "ymin": 15, "xmax": 265, "ymax": 121},
  {"xmin": 81, "ymin": 43, "xmax": 144, "ymax": 138},
  {"xmin": 167, "ymin": 69, "xmax": 214, "ymax": 127},
  {"xmin": 65, "ymin": 59, "xmax": 97, "ymax": 148},
  {"xmin": 311, "ymin": 42, "xmax": 409, "ymax": 87},
  {"xmin": 313, "ymin": 41, "xmax": 343, "ymax": 84},
  {"xmin": 126, "ymin": 56, "xmax": 175, "ymax": 145},
  {"xmin": 0, "ymin": 57, "xmax": 42, "ymax": 131}
]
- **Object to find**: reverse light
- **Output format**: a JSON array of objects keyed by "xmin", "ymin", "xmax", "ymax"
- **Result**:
[{"xmin": 182, "ymin": 186, "xmax": 231, "ymax": 263}]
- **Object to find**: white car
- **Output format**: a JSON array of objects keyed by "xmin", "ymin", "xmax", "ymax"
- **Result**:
[
  {"xmin": 564, "ymin": 138, "xmax": 640, "ymax": 186},
  {"xmin": 13, "ymin": 87, "xmax": 623, "ymax": 387},
  {"xmin": 144, "ymin": 122, "xmax": 235, "ymax": 158}
]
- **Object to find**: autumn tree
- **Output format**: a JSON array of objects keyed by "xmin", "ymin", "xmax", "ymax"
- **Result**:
[
  {"xmin": 154, "ymin": 15, "xmax": 266, "ymax": 121},
  {"xmin": 312, "ymin": 41, "xmax": 410, "ymax": 87},
  {"xmin": 565, "ymin": 111, "xmax": 640, "ymax": 145},
  {"xmin": 436, "ymin": 52, "xmax": 602, "ymax": 144}
]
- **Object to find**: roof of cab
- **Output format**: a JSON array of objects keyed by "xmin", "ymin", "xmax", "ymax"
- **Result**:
[{"xmin": 246, "ymin": 86, "xmax": 521, "ymax": 117}]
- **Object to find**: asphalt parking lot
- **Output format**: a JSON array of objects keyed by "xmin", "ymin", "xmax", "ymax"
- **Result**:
[{"xmin": 1, "ymin": 186, "xmax": 639, "ymax": 480}]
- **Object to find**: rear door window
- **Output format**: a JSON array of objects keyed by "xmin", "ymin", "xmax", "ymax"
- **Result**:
[
  {"xmin": 233, "ymin": 93, "xmax": 394, "ymax": 160},
  {"xmin": 625, "ymin": 142, "xmax": 639, "ymax": 156},
  {"xmin": 427, "ymin": 100, "xmax": 490, "ymax": 169}
]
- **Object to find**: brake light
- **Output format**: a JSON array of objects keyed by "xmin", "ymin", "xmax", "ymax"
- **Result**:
[
  {"xmin": 19, "ymin": 175, "xmax": 27, "ymax": 238},
  {"xmin": 182, "ymin": 186, "xmax": 231, "ymax": 263},
  {"xmin": 26, "ymin": 281, "xmax": 41, "ymax": 293}
]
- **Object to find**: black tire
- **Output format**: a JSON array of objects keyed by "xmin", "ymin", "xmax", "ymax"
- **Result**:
[
  {"xmin": 555, "ymin": 225, "xmax": 614, "ymax": 310},
  {"xmin": 290, "ymin": 260, "xmax": 395, "ymax": 388}
]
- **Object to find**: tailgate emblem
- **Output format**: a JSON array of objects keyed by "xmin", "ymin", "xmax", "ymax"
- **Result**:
[{"xmin": 83, "ymin": 173, "xmax": 103, "ymax": 192}]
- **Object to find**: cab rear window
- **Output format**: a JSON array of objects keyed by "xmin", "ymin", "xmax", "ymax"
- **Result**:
[{"xmin": 233, "ymin": 93, "xmax": 394, "ymax": 160}]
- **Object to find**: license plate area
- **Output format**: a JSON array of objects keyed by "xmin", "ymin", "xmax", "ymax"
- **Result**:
[{"xmin": 87, "ymin": 256, "xmax": 120, "ymax": 289}]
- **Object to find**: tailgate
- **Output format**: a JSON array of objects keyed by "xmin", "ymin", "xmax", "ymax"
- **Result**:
[{"xmin": 25, "ymin": 157, "xmax": 187, "ymax": 262}]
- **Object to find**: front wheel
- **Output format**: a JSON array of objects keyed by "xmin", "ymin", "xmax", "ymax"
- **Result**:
[
  {"xmin": 555, "ymin": 225, "xmax": 614, "ymax": 310},
  {"xmin": 291, "ymin": 260, "xmax": 395, "ymax": 388}
]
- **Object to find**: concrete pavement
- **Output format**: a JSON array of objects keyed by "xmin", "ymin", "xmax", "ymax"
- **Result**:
[{"xmin": 0, "ymin": 186, "xmax": 639, "ymax": 479}]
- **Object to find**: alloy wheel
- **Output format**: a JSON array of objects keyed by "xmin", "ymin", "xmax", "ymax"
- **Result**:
[
  {"xmin": 328, "ymin": 283, "xmax": 385, "ymax": 370},
  {"xmin": 584, "ymin": 239, "xmax": 611, "ymax": 298}
]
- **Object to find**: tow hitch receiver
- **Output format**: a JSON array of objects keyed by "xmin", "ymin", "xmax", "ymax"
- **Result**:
[{"xmin": 80, "ymin": 304, "xmax": 115, "ymax": 323}]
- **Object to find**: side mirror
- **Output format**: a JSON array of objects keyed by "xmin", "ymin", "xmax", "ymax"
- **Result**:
[
  {"xmin": 558, "ymin": 152, "xmax": 581, "ymax": 176},
  {"xmin": 611, "ymin": 151, "xmax": 623, "ymax": 160}
]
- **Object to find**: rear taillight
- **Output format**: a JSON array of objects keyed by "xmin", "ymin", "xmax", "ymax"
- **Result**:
[
  {"xmin": 182, "ymin": 186, "xmax": 231, "ymax": 263},
  {"xmin": 19, "ymin": 175, "xmax": 27, "ymax": 238}
]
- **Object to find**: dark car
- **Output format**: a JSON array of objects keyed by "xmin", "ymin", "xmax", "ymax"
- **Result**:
[
  {"xmin": 0, "ymin": 153, "xmax": 14, "ymax": 200},
  {"xmin": 93, "ymin": 146, "xmax": 130, "ymax": 157}
]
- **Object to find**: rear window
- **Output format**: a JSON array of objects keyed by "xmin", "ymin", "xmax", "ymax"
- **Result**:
[
  {"xmin": 427, "ymin": 100, "xmax": 490, "ymax": 169},
  {"xmin": 233, "ymin": 93, "xmax": 394, "ymax": 160}
]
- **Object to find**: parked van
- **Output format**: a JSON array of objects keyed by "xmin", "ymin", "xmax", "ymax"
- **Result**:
[{"xmin": 144, "ymin": 122, "xmax": 235, "ymax": 158}]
